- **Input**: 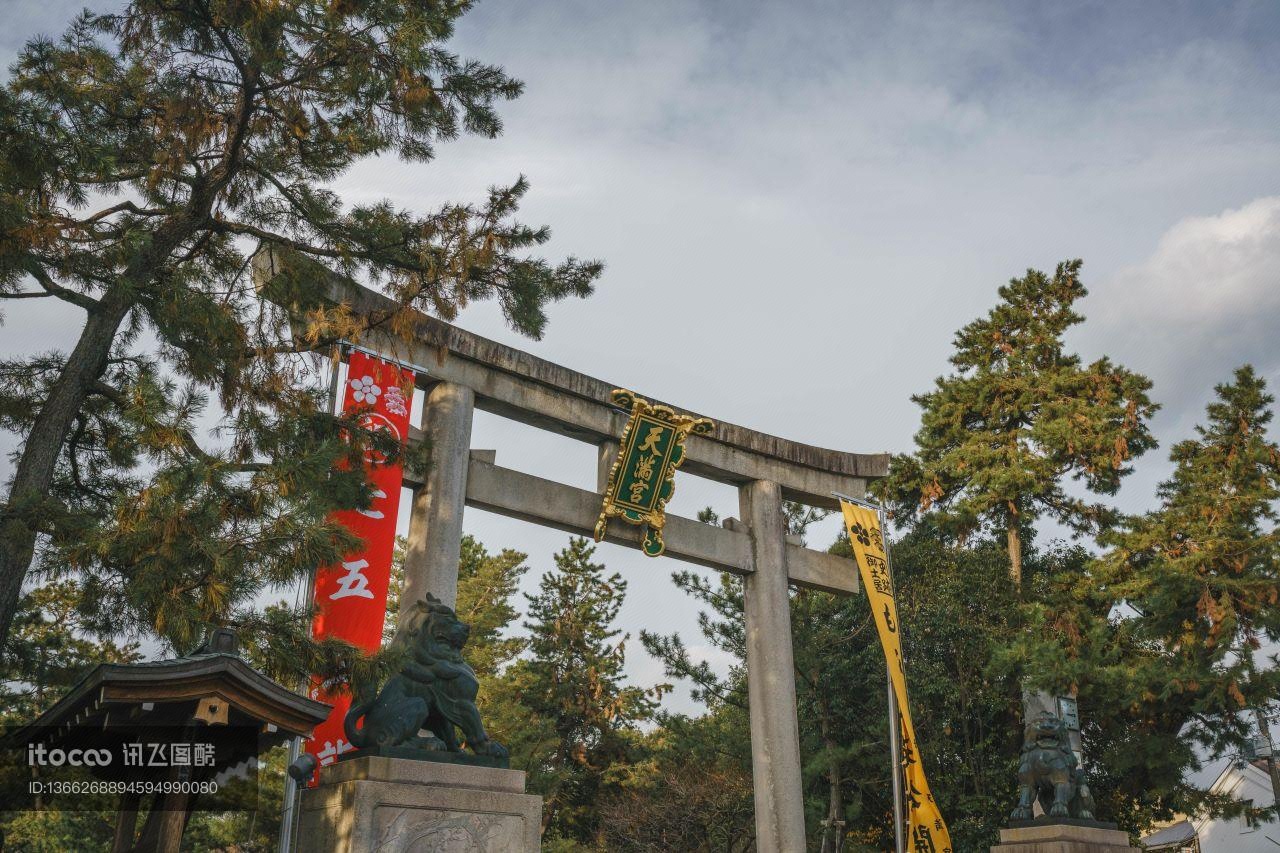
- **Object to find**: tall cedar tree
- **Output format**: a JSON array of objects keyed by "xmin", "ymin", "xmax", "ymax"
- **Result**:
[
  {"xmin": 0, "ymin": 0, "xmax": 600, "ymax": 652},
  {"xmin": 515, "ymin": 537, "xmax": 662, "ymax": 846},
  {"xmin": 1014, "ymin": 366, "xmax": 1280, "ymax": 828},
  {"xmin": 878, "ymin": 260, "xmax": 1157, "ymax": 588}
]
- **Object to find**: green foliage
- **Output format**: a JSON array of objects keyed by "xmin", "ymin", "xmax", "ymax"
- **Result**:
[
  {"xmin": 180, "ymin": 745, "xmax": 290, "ymax": 852},
  {"xmin": 1006, "ymin": 366, "xmax": 1280, "ymax": 828},
  {"xmin": 1102, "ymin": 366, "xmax": 1280, "ymax": 715},
  {"xmin": 0, "ymin": 810, "xmax": 118, "ymax": 852},
  {"xmin": 0, "ymin": 578, "xmax": 141, "ymax": 851},
  {"xmin": 0, "ymin": 0, "xmax": 601, "ymax": 656},
  {"xmin": 0, "ymin": 578, "xmax": 141, "ymax": 724},
  {"xmin": 599, "ymin": 710, "xmax": 755, "ymax": 852},
  {"xmin": 511, "ymin": 537, "xmax": 664, "ymax": 846},
  {"xmin": 454, "ymin": 535, "xmax": 530, "ymax": 685},
  {"xmin": 382, "ymin": 535, "xmax": 410, "ymax": 645},
  {"xmin": 642, "ymin": 522, "xmax": 1024, "ymax": 851},
  {"xmin": 891, "ymin": 533, "xmax": 1037, "ymax": 844},
  {"xmin": 877, "ymin": 260, "xmax": 1157, "ymax": 586}
]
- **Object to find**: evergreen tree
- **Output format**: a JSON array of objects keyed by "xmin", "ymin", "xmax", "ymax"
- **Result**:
[
  {"xmin": 229, "ymin": 535, "xmax": 527, "ymax": 853},
  {"xmin": 598, "ymin": 709, "xmax": 755, "ymax": 852},
  {"xmin": 449, "ymin": 533, "xmax": 532, "ymax": 757},
  {"xmin": 0, "ymin": 0, "xmax": 602, "ymax": 652},
  {"xmin": 0, "ymin": 810, "xmax": 121, "ymax": 852},
  {"xmin": 179, "ymin": 744, "xmax": 290, "ymax": 852},
  {"xmin": 382, "ymin": 536, "xmax": 411, "ymax": 646},
  {"xmin": 887, "ymin": 530, "xmax": 1035, "ymax": 847},
  {"xmin": 454, "ymin": 534, "xmax": 529, "ymax": 685},
  {"xmin": 0, "ymin": 579, "xmax": 142, "ymax": 851},
  {"xmin": 1105, "ymin": 365, "xmax": 1280, "ymax": 709},
  {"xmin": 879, "ymin": 260, "xmax": 1157, "ymax": 587},
  {"xmin": 1013, "ymin": 366, "xmax": 1280, "ymax": 828},
  {"xmin": 513, "ymin": 537, "xmax": 662, "ymax": 846},
  {"xmin": 0, "ymin": 578, "xmax": 141, "ymax": 723}
]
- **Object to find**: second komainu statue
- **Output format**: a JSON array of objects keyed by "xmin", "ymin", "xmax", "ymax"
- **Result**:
[
  {"xmin": 343, "ymin": 594, "xmax": 509, "ymax": 765},
  {"xmin": 1010, "ymin": 710, "xmax": 1096, "ymax": 821}
]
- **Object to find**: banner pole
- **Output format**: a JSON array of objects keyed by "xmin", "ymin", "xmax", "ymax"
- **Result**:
[
  {"xmin": 278, "ymin": 347, "xmax": 344, "ymax": 853},
  {"xmin": 888, "ymin": 665, "xmax": 905, "ymax": 853},
  {"xmin": 879, "ymin": 500, "xmax": 906, "ymax": 853},
  {"xmin": 334, "ymin": 339, "xmax": 433, "ymax": 378}
]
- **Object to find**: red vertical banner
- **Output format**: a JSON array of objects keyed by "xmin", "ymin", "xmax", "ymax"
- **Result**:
[{"xmin": 304, "ymin": 351, "xmax": 414, "ymax": 779}]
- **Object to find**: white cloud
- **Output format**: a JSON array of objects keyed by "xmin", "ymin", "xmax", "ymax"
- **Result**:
[
  {"xmin": 1114, "ymin": 197, "xmax": 1280, "ymax": 323},
  {"xmin": 1068, "ymin": 196, "xmax": 1280, "ymax": 516},
  {"xmin": 1088, "ymin": 196, "xmax": 1280, "ymax": 417}
]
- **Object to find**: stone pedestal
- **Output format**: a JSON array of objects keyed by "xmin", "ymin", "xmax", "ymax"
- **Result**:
[
  {"xmin": 298, "ymin": 755, "xmax": 542, "ymax": 852},
  {"xmin": 992, "ymin": 820, "xmax": 1138, "ymax": 852}
]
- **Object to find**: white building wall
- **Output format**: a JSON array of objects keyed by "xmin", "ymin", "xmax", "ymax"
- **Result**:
[{"xmin": 1194, "ymin": 762, "xmax": 1280, "ymax": 852}]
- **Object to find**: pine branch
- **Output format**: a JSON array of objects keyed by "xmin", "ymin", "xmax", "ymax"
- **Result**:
[{"xmin": 19, "ymin": 261, "xmax": 100, "ymax": 311}]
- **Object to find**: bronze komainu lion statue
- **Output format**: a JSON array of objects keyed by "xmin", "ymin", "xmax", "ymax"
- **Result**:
[
  {"xmin": 342, "ymin": 594, "xmax": 508, "ymax": 765},
  {"xmin": 1010, "ymin": 711, "xmax": 1095, "ymax": 821}
]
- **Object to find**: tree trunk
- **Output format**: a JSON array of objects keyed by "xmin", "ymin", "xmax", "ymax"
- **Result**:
[
  {"xmin": 1255, "ymin": 708, "xmax": 1280, "ymax": 811},
  {"xmin": 0, "ymin": 293, "xmax": 134, "ymax": 644},
  {"xmin": 819, "ymin": 690, "xmax": 844, "ymax": 853},
  {"xmin": 1006, "ymin": 520, "xmax": 1023, "ymax": 591},
  {"xmin": 0, "ymin": 185, "xmax": 221, "ymax": 647},
  {"xmin": 0, "ymin": 64, "xmax": 252, "ymax": 645}
]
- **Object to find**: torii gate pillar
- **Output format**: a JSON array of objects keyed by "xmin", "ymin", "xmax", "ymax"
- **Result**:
[
  {"xmin": 402, "ymin": 381, "xmax": 474, "ymax": 614},
  {"xmin": 741, "ymin": 479, "xmax": 807, "ymax": 852}
]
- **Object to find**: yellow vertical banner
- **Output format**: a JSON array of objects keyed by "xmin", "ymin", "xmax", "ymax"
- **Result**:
[{"xmin": 840, "ymin": 500, "xmax": 953, "ymax": 853}]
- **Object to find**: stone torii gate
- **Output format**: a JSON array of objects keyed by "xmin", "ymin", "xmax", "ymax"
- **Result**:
[{"xmin": 255, "ymin": 247, "xmax": 889, "ymax": 852}]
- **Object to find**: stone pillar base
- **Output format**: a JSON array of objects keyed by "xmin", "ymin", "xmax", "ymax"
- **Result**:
[
  {"xmin": 992, "ymin": 820, "xmax": 1137, "ymax": 852},
  {"xmin": 298, "ymin": 755, "xmax": 542, "ymax": 852}
]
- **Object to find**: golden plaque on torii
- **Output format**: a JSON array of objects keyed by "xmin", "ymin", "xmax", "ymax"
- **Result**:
[{"xmin": 594, "ymin": 389, "xmax": 713, "ymax": 557}]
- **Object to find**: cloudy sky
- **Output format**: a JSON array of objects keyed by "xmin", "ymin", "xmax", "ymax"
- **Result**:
[{"xmin": 4, "ymin": 1, "xmax": 1280, "ymax": 715}]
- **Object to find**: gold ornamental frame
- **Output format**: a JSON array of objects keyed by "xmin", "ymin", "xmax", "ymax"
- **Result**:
[{"xmin": 594, "ymin": 389, "xmax": 713, "ymax": 556}]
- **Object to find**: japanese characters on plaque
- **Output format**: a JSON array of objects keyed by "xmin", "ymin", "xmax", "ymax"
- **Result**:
[{"xmin": 594, "ymin": 389, "xmax": 713, "ymax": 557}]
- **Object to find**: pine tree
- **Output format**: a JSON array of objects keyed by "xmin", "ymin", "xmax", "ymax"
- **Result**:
[
  {"xmin": 1113, "ymin": 366, "xmax": 1280, "ymax": 652},
  {"xmin": 1088, "ymin": 366, "xmax": 1280, "ymax": 758},
  {"xmin": 997, "ymin": 366, "xmax": 1280, "ymax": 833},
  {"xmin": 0, "ymin": 579, "xmax": 143, "ymax": 852},
  {"xmin": 0, "ymin": 578, "xmax": 141, "ymax": 724},
  {"xmin": 454, "ymin": 535, "xmax": 529, "ymax": 684},
  {"xmin": 597, "ymin": 710, "xmax": 756, "ymax": 852},
  {"xmin": 514, "ymin": 537, "xmax": 662, "ymax": 846},
  {"xmin": 451, "ymin": 534, "xmax": 531, "ymax": 754},
  {"xmin": 645, "ymin": 512, "xmax": 1025, "ymax": 849},
  {"xmin": 879, "ymin": 260, "xmax": 1157, "ymax": 588},
  {"xmin": 383, "ymin": 534, "xmax": 526, "ymax": 677},
  {"xmin": 0, "ymin": 0, "xmax": 602, "ymax": 653}
]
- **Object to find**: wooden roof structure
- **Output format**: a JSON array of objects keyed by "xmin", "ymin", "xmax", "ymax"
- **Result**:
[
  {"xmin": 25, "ymin": 647, "xmax": 329, "ymax": 748},
  {"xmin": 17, "ymin": 630, "xmax": 329, "ymax": 853}
]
